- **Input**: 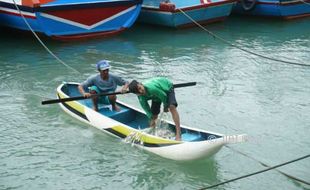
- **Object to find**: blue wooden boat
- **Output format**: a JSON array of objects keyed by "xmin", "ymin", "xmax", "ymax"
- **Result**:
[
  {"xmin": 54, "ymin": 82, "xmax": 247, "ymax": 161},
  {"xmin": 137, "ymin": 0, "xmax": 236, "ymax": 28},
  {"xmin": 0, "ymin": 0, "xmax": 142, "ymax": 40},
  {"xmin": 233, "ymin": 0, "xmax": 310, "ymax": 19}
]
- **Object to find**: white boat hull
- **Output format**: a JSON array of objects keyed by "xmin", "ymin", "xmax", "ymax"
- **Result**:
[{"xmin": 56, "ymin": 82, "xmax": 246, "ymax": 161}]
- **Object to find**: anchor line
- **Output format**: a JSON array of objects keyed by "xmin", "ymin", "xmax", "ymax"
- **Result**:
[
  {"xmin": 177, "ymin": 8, "xmax": 310, "ymax": 67},
  {"xmin": 226, "ymin": 146, "xmax": 310, "ymax": 186},
  {"xmin": 12, "ymin": 0, "xmax": 80, "ymax": 74},
  {"xmin": 199, "ymin": 154, "xmax": 310, "ymax": 189},
  {"xmin": 198, "ymin": 122, "xmax": 310, "ymax": 186}
]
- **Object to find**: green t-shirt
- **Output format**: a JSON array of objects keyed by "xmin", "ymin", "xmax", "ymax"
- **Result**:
[{"xmin": 137, "ymin": 77, "xmax": 173, "ymax": 119}]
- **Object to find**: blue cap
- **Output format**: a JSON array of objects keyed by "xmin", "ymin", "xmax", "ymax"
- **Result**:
[{"xmin": 96, "ymin": 60, "xmax": 111, "ymax": 71}]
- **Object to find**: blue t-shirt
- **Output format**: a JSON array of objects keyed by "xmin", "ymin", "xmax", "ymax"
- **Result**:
[{"xmin": 81, "ymin": 73, "xmax": 127, "ymax": 93}]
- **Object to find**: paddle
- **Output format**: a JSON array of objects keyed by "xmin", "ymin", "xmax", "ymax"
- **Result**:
[{"xmin": 41, "ymin": 82, "xmax": 196, "ymax": 105}]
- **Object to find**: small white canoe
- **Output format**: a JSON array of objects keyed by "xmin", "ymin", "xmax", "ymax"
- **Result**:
[{"xmin": 56, "ymin": 82, "xmax": 246, "ymax": 161}]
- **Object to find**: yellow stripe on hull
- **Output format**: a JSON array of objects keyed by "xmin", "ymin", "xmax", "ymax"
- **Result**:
[
  {"xmin": 111, "ymin": 125, "xmax": 180, "ymax": 144},
  {"xmin": 57, "ymin": 92, "xmax": 85, "ymax": 116}
]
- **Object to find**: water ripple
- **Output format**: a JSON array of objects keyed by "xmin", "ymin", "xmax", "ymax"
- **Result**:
[{"xmin": 1, "ymin": 19, "xmax": 310, "ymax": 190}]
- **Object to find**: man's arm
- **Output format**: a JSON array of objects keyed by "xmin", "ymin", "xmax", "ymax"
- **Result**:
[
  {"xmin": 112, "ymin": 74, "xmax": 129, "ymax": 93},
  {"xmin": 121, "ymin": 82, "xmax": 129, "ymax": 93},
  {"xmin": 78, "ymin": 76, "xmax": 94, "ymax": 98},
  {"xmin": 78, "ymin": 84, "xmax": 92, "ymax": 98},
  {"xmin": 138, "ymin": 96, "xmax": 153, "ymax": 120}
]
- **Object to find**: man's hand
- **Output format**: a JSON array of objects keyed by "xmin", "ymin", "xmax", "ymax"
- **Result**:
[
  {"xmin": 121, "ymin": 83, "xmax": 129, "ymax": 94},
  {"xmin": 121, "ymin": 87, "xmax": 128, "ymax": 94},
  {"xmin": 83, "ymin": 92, "xmax": 92, "ymax": 98}
]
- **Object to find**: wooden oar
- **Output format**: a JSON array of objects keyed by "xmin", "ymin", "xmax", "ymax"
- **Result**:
[{"xmin": 41, "ymin": 82, "xmax": 196, "ymax": 105}]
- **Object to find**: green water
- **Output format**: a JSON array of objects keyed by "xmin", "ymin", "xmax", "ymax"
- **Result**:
[{"xmin": 0, "ymin": 16, "xmax": 309, "ymax": 190}]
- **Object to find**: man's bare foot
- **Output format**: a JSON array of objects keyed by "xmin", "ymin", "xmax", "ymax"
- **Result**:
[
  {"xmin": 112, "ymin": 105, "xmax": 121, "ymax": 112},
  {"xmin": 175, "ymin": 136, "xmax": 181, "ymax": 141}
]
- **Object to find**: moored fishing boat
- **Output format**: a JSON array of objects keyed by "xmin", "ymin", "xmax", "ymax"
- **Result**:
[
  {"xmin": 0, "ymin": 0, "xmax": 142, "ymax": 40},
  {"xmin": 52, "ymin": 82, "xmax": 246, "ymax": 161},
  {"xmin": 138, "ymin": 0, "xmax": 236, "ymax": 28},
  {"xmin": 233, "ymin": 0, "xmax": 310, "ymax": 19}
]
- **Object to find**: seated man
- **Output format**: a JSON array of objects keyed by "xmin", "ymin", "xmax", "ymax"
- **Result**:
[{"xmin": 78, "ymin": 60, "xmax": 128, "ymax": 111}]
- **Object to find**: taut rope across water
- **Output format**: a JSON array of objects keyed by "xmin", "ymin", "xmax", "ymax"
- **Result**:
[{"xmin": 178, "ymin": 8, "xmax": 310, "ymax": 67}]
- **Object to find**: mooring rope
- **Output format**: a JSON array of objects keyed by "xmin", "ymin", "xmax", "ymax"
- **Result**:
[
  {"xmin": 199, "ymin": 154, "xmax": 310, "ymax": 189},
  {"xmin": 226, "ymin": 146, "xmax": 310, "ymax": 186},
  {"xmin": 177, "ymin": 8, "xmax": 310, "ymax": 67},
  {"xmin": 12, "ymin": 0, "xmax": 80, "ymax": 74}
]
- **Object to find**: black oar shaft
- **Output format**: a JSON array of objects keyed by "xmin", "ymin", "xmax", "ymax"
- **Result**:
[
  {"xmin": 42, "ymin": 82, "xmax": 196, "ymax": 105},
  {"xmin": 173, "ymin": 82, "xmax": 196, "ymax": 88},
  {"xmin": 41, "ymin": 91, "xmax": 126, "ymax": 105}
]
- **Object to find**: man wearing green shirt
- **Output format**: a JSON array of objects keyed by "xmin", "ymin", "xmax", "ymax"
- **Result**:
[{"xmin": 128, "ymin": 77, "xmax": 181, "ymax": 141}]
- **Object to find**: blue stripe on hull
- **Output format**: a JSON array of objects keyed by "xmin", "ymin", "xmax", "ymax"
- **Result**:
[
  {"xmin": 280, "ymin": 3, "xmax": 310, "ymax": 17},
  {"xmin": 0, "ymin": 1, "xmax": 141, "ymax": 39},
  {"xmin": 0, "ymin": 12, "xmax": 43, "ymax": 32},
  {"xmin": 37, "ymin": 5, "xmax": 141, "ymax": 36},
  {"xmin": 233, "ymin": 1, "xmax": 310, "ymax": 17},
  {"xmin": 139, "ymin": 3, "xmax": 234, "ymax": 27}
]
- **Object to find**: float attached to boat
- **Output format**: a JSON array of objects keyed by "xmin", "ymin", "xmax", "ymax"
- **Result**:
[
  {"xmin": 138, "ymin": 0, "xmax": 236, "ymax": 28},
  {"xmin": 233, "ymin": 0, "xmax": 310, "ymax": 19},
  {"xmin": 0, "ymin": 0, "xmax": 142, "ymax": 40},
  {"xmin": 54, "ymin": 82, "xmax": 246, "ymax": 161}
]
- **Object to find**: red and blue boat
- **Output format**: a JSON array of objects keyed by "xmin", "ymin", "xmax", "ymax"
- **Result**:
[
  {"xmin": 137, "ymin": 0, "xmax": 236, "ymax": 28},
  {"xmin": 233, "ymin": 0, "xmax": 310, "ymax": 19},
  {"xmin": 0, "ymin": 0, "xmax": 142, "ymax": 40}
]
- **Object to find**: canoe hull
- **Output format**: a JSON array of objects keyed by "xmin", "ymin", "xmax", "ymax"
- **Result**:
[
  {"xmin": 143, "ymin": 140, "xmax": 225, "ymax": 161},
  {"xmin": 56, "ymin": 83, "xmax": 245, "ymax": 161}
]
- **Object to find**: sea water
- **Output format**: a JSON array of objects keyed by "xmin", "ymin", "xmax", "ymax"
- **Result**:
[{"xmin": 0, "ymin": 15, "xmax": 309, "ymax": 190}]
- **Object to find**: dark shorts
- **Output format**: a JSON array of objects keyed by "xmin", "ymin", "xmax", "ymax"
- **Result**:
[{"xmin": 151, "ymin": 88, "xmax": 178, "ymax": 115}]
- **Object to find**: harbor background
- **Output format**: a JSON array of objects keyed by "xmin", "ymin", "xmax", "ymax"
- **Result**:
[{"xmin": 0, "ymin": 15, "xmax": 309, "ymax": 189}]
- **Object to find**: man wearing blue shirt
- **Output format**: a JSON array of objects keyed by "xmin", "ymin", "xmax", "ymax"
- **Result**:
[{"xmin": 78, "ymin": 60, "xmax": 129, "ymax": 112}]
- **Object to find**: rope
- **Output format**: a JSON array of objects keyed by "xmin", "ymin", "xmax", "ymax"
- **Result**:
[
  {"xmin": 298, "ymin": 0, "xmax": 310, "ymax": 5},
  {"xmin": 12, "ymin": 0, "xmax": 80, "ymax": 74},
  {"xmin": 177, "ymin": 9, "xmax": 310, "ymax": 67},
  {"xmin": 199, "ymin": 154, "xmax": 310, "ymax": 189},
  {"xmin": 226, "ymin": 146, "xmax": 310, "ymax": 186}
]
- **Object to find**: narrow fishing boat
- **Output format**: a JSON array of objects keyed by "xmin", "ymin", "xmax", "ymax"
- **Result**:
[
  {"xmin": 50, "ymin": 82, "xmax": 246, "ymax": 161},
  {"xmin": 233, "ymin": 0, "xmax": 310, "ymax": 19},
  {"xmin": 0, "ymin": 0, "xmax": 142, "ymax": 40},
  {"xmin": 137, "ymin": 0, "xmax": 236, "ymax": 28}
]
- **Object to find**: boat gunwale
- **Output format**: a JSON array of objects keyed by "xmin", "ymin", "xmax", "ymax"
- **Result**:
[
  {"xmin": 0, "ymin": 2, "xmax": 35, "ymax": 12},
  {"xmin": 141, "ymin": 0, "xmax": 235, "ymax": 13},
  {"xmin": 241, "ymin": 0, "xmax": 310, "ymax": 5},
  {"xmin": 38, "ymin": 0, "xmax": 143, "ymax": 11}
]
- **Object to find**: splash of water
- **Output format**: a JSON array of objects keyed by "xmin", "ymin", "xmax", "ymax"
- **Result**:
[
  {"xmin": 124, "ymin": 130, "xmax": 144, "ymax": 146},
  {"xmin": 123, "ymin": 112, "xmax": 176, "ymax": 145},
  {"xmin": 154, "ymin": 112, "xmax": 175, "ymax": 139}
]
